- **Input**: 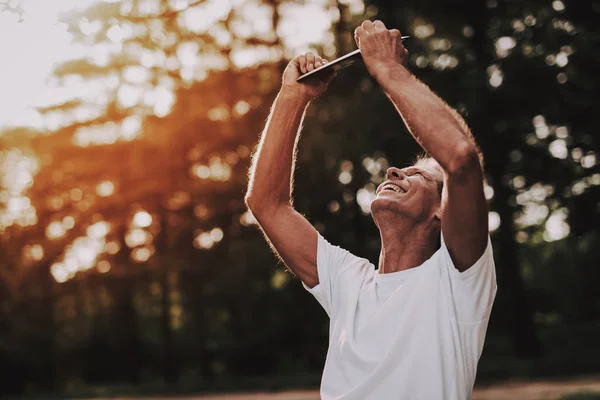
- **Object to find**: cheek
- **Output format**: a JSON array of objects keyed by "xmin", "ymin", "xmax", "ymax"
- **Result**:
[{"xmin": 422, "ymin": 187, "xmax": 441, "ymax": 210}]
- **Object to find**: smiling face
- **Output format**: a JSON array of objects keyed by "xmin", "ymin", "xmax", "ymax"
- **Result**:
[{"xmin": 371, "ymin": 157, "xmax": 445, "ymax": 229}]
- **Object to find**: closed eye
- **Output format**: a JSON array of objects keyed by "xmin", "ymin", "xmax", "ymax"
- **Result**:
[{"xmin": 412, "ymin": 171, "xmax": 432, "ymax": 181}]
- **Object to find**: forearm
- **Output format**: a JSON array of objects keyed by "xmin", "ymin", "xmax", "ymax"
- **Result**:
[
  {"xmin": 245, "ymin": 89, "xmax": 310, "ymax": 211},
  {"xmin": 375, "ymin": 64, "xmax": 477, "ymax": 173}
]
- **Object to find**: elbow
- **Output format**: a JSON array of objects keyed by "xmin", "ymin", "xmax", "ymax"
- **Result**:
[
  {"xmin": 244, "ymin": 191, "xmax": 260, "ymax": 213},
  {"xmin": 446, "ymin": 142, "xmax": 481, "ymax": 178},
  {"xmin": 244, "ymin": 191, "xmax": 278, "ymax": 216}
]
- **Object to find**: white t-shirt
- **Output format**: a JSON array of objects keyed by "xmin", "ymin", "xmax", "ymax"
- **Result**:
[{"xmin": 303, "ymin": 233, "xmax": 497, "ymax": 400}]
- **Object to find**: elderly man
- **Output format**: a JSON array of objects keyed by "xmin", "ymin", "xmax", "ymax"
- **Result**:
[{"xmin": 245, "ymin": 20, "xmax": 497, "ymax": 400}]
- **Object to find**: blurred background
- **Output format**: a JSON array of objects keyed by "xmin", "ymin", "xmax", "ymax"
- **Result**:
[{"xmin": 0, "ymin": 0, "xmax": 599, "ymax": 398}]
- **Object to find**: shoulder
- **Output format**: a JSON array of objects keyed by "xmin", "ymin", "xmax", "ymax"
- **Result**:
[{"xmin": 438, "ymin": 232, "xmax": 495, "ymax": 278}]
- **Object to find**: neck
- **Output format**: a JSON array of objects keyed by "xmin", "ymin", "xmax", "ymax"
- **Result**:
[{"xmin": 377, "ymin": 220, "xmax": 440, "ymax": 274}]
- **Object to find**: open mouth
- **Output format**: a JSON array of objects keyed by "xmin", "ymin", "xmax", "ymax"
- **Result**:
[{"xmin": 380, "ymin": 182, "xmax": 407, "ymax": 194}]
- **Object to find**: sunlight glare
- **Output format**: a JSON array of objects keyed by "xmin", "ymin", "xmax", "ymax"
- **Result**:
[
  {"xmin": 487, "ymin": 65, "xmax": 503, "ymax": 88},
  {"xmin": 240, "ymin": 210, "xmax": 257, "ymax": 227},
  {"xmin": 51, "ymin": 263, "xmax": 69, "ymax": 283},
  {"xmin": 0, "ymin": 149, "xmax": 39, "ymax": 231},
  {"xmin": 105, "ymin": 241, "xmax": 121, "ymax": 255},
  {"xmin": 97, "ymin": 260, "xmax": 111, "ymax": 273},
  {"xmin": 96, "ymin": 180, "xmax": 115, "ymax": 197},
  {"xmin": 210, "ymin": 227, "xmax": 224, "ymax": 242},
  {"xmin": 131, "ymin": 246, "xmax": 154, "ymax": 262},
  {"xmin": 488, "ymin": 211, "xmax": 501, "ymax": 232},
  {"xmin": 544, "ymin": 208, "xmax": 570, "ymax": 242},
  {"xmin": 277, "ymin": 2, "xmax": 335, "ymax": 54},
  {"xmin": 121, "ymin": 115, "xmax": 143, "ymax": 139},
  {"xmin": 193, "ymin": 232, "xmax": 214, "ymax": 249},
  {"xmin": 62, "ymin": 215, "xmax": 75, "ymax": 229},
  {"xmin": 495, "ymin": 36, "xmax": 516, "ymax": 58},
  {"xmin": 233, "ymin": 100, "xmax": 250, "ymax": 116},
  {"xmin": 549, "ymin": 139, "xmax": 568, "ymax": 159},
  {"xmin": 87, "ymin": 221, "xmax": 110, "ymax": 239},
  {"xmin": 581, "ymin": 153, "xmax": 596, "ymax": 169},
  {"xmin": 123, "ymin": 66, "xmax": 151, "ymax": 84},
  {"xmin": 356, "ymin": 187, "xmax": 376, "ymax": 214},
  {"xmin": 50, "ymin": 218, "xmax": 110, "ymax": 282},
  {"xmin": 484, "ymin": 183, "xmax": 495, "ymax": 200},
  {"xmin": 515, "ymin": 203, "xmax": 549, "ymax": 227},
  {"xmin": 413, "ymin": 21, "xmax": 435, "ymax": 39},
  {"xmin": 153, "ymin": 87, "xmax": 175, "ymax": 117},
  {"xmin": 132, "ymin": 210, "xmax": 152, "ymax": 228},
  {"xmin": 180, "ymin": 0, "xmax": 231, "ymax": 33},
  {"xmin": 46, "ymin": 221, "xmax": 67, "ymax": 239},
  {"xmin": 23, "ymin": 244, "xmax": 45, "ymax": 261},
  {"xmin": 193, "ymin": 204, "xmax": 209, "ymax": 220},
  {"xmin": 209, "ymin": 157, "xmax": 232, "ymax": 181},
  {"xmin": 0, "ymin": 0, "xmax": 98, "ymax": 127},
  {"xmin": 125, "ymin": 228, "xmax": 152, "ymax": 247}
]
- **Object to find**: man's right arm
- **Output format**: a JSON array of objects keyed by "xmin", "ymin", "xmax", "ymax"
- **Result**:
[{"xmin": 245, "ymin": 53, "xmax": 334, "ymax": 289}]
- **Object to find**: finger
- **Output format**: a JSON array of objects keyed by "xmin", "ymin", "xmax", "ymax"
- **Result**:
[
  {"xmin": 361, "ymin": 20, "xmax": 373, "ymax": 32},
  {"xmin": 315, "ymin": 57, "xmax": 324, "ymax": 68},
  {"xmin": 297, "ymin": 55, "xmax": 307, "ymax": 73},
  {"xmin": 354, "ymin": 27, "xmax": 365, "ymax": 45},
  {"xmin": 373, "ymin": 20, "xmax": 386, "ymax": 31},
  {"xmin": 390, "ymin": 28, "xmax": 401, "ymax": 38},
  {"xmin": 306, "ymin": 52, "xmax": 316, "ymax": 71}
]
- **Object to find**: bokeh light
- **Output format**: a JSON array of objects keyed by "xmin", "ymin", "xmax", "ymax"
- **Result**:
[
  {"xmin": 132, "ymin": 210, "xmax": 153, "ymax": 228},
  {"xmin": 0, "ymin": 150, "xmax": 39, "ymax": 231},
  {"xmin": 193, "ymin": 226, "xmax": 224, "ymax": 249},
  {"xmin": 50, "ymin": 220, "xmax": 111, "ymax": 282}
]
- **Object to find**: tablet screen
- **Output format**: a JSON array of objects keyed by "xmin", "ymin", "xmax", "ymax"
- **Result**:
[
  {"xmin": 296, "ymin": 36, "xmax": 409, "ymax": 82},
  {"xmin": 296, "ymin": 49, "xmax": 361, "ymax": 82}
]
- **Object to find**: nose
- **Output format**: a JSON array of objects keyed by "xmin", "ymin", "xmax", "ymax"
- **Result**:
[{"xmin": 386, "ymin": 167, "xmax": 405, "ymax": 180}]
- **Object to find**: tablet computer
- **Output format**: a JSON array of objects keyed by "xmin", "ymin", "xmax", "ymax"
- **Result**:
[{"xmin": 297, "ymin": 36, "xmax": 409, "ymax": 82}]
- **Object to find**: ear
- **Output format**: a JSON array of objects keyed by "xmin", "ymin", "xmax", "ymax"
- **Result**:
[
  {"xmin": 434, "ymin": 206, "xmax": 442, "ymax": 220},
  {"xmin": 435, "ymin": 177, "xmax": 448, "ymax": 221}
]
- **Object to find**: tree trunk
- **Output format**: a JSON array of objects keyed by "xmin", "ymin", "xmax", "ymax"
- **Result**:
[
  {"xmin": 492, "ymin": 177, "xmax": 542, "ymax": 356},
  {"xmin": 158, "ymin": 210, "xmax": 177, "ymax": 385}
]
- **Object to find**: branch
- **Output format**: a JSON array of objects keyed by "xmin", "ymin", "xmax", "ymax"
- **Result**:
[
  {"xmin": 0, "ymin": 2, "xmax": 24, "ymax": 20},
  {"xmin": 121, "ymin": 0, "xmax": 205, "ymax": 21}
]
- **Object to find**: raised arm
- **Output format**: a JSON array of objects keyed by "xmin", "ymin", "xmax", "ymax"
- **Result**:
[
  {"xmin": 245, "ymin": 53, "xmax": 335, "ymax": 288},
  {"xmin": 355, "ymin": 20, "xmax": 488, "ymax": 271}
]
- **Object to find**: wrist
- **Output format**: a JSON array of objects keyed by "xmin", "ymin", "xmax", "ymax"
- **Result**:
[
  {"xmin": 372, "ymin": 61, "xmax": 411, "ymax": 84},
  {"xmin": 279, "ymin": 85, "xmax": 312, "ymax": 105}
]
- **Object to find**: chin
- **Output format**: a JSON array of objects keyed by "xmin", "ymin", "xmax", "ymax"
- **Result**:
[
  {"xmin": 370, "ymin": 198, "xmax": 404, "ymax": 223},
  {"xmin": 371, "ymin": 197, "xmax": 402, "ymax": 213},
  {"xmin": 372, "ymin": 197, "xmax": 425, "ymax": 226}
]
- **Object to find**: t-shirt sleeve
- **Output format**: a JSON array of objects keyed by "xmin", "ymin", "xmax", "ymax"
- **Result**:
[
  {"xmin": 302, "ymin": 233, "xmax": 370, "ymax": 318},
  {"xmin": 440, "ymin": 233, "xmax": 498, "ymax": 324}
]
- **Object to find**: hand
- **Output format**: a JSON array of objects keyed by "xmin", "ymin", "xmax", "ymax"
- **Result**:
[
  {"xmin": 354, "ymin": 20, "xmax": 409, "ymax": 80},
  {"xmin": 281, "ymin": 52, "xmax": 336, "ymax": 101}
]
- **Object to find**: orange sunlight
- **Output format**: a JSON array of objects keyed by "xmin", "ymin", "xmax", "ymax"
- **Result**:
[{"xmin": 0, "ymin": 0, "xmax": 100, "ymax": 129}]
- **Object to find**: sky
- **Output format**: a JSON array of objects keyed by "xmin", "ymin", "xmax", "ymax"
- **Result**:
[
  {"xmin": 0, "ymin": 0, "xmax": 104, "ymax": 128},
  {"xmin": 0, "ymin": 0, "xmax": 349, "ymax": 130}
]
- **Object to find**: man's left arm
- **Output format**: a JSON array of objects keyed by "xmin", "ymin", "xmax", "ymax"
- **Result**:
[{"xmin": 355, "ymin": 20, "xmax": 487, "ymax": 271}]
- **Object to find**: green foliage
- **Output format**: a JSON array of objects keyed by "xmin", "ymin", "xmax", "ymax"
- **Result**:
[
  {"xmin": 0, "ymin": 0, "xmax": 599, "ymax": 395},
  {"xmin": 560, "ymin": 393, "xmax": 600, "ymax": 400}
]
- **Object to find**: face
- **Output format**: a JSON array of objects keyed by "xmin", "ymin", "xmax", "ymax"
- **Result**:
[{"xmin": 371, "ymin": 158, "xmax": 444, "ymax": 227}]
